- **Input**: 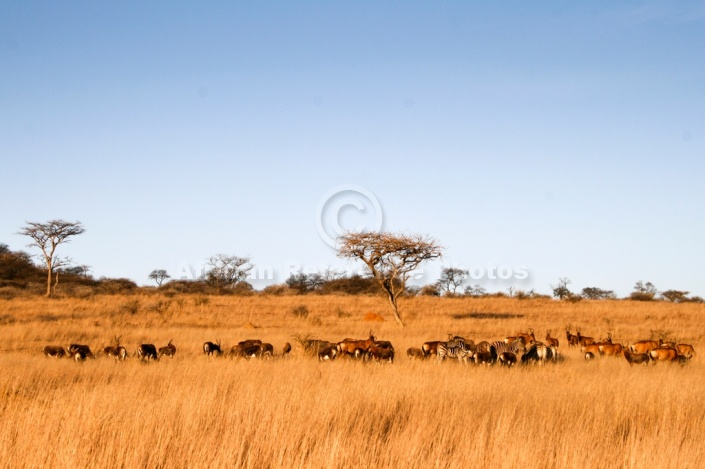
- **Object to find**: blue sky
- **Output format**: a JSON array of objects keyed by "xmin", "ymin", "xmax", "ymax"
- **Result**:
[{"xmin": 1, "ymin": 1, "xmax": 704, "ymax": 296}]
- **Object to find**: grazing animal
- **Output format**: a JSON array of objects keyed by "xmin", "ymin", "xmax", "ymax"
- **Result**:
[
  {"xmin": 473, "ymin": 350, "xmax": 494, "ymax": 365},
  {"xmin": 676, "ymin": 344, "xmax": 695, "ymax": 360},
  {"xmin": 584, "ymin": 351, "xmax": 595, "ymax": 362},
  {"xmin": 630, "ymin": 340, "xmax": 659, "ymax": 354},
  {"xmin": 230, "ymin": 339, "xmax": 263, "ymax": 357},
  {"xmin": 599, "ymin": 343, "xmax": 624, "ymax": 357},
  {"xmin": 158, "ymin": 339, "xmax": 177, "ymax": 358},
  {"xmin": 73, "ymin": 350, "xmax": 87, "ymax": 362},
  {"xmin": 623, "ymin": 349, "xmax": 650, "ymax": 366},
  {"xmin": 516, "ymin": 328, "xmax": 536, "ymax": 346},
  {"xmin": 545, "ymin": 330, "xmax": 559, "ymax": 348},
  {"xmin": 103, "ymin": 336, "xmax": 123, "ymax": 359},
  {"xmin": 437, "ymin": 339, "xmax": 470, "ymax": 362},
  {"xmin": 137, "ymin": 344, "xmax": 158, "ymax": 362},
  {"xmin": 649, "ymin": 347, "xmax": 678, "ymax": 363},
  {"xmin": 421, "ymin": 341, "xmax": 443, "ymax": 358},
  {"xmin": 407, "ymin": 347, "xmax": 425, "ymax": 360},
  {"xmin": 522, "ymin": 343, "xmax": 554, "ymax": 364},
  {"xmin": 68, "ymin": 344, "xmax": 95, "ymax": 359},
  {"xmin": 498, "ymin": 352, "xmax": 517, "ymax": 368},
  {"xmin": 581, "ymin": 344, "xmax": 602, "ymax": 359},
  {"xmin": 259, "ymin": 343, "xmax": 274, "ymax": 358},
  {"xmin": 366, "ymin": 343, "xmax": 395, "ymax": 363},
  {"xmin": 337, "ymin": 332, "xmax": 376, "ymax": 358},
  {"xmin": 43, "ymin": 345, "xmax": 68, "ymax": 358},
  {"xmin": 318, "ymin": 345, "xmax": 338, "ymax": 361},
  {"xmin": 489, "ymin": 339, "xmax": 526, "ymax": 363},
  {"xmin": 577, "ymin": 330, "xmax": 595, "ymax": 347},
  {"xmin": 566, "ymin": 329, "xmax": 579, "ymax": 348},
  {"xmin": 282, "ymin": 342, "xmax": 292, "ymax": 356},
  {"xmin": 203, "ymin": 341, "xmax": 223, "ymax": 356}
]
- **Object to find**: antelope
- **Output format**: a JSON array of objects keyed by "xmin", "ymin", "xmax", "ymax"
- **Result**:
[
  {"xmin": 407, "ymin": 347, "xmax": 425, "ymax": 360},
  {"xmin": 318, "ymin": 345, "xmax": 338, "ymax": 361},
  {"xmin": 599, "ymin": 343, "xmax": 624, "ymax": 357},
  {"xmin": 73, "ymin": 349, "xmax": 87, "ymax": 362},
  {"xmin": 282, "ymin": 342, "xmax": 292, "ymax": 356},
  {"xmin": 421, "ymin": 341, "xmax": 442, "ymax": 357},
  {"xmin": 630, "ymin": 340, "xmax": 659, "ymax": 354},
  {"xmin": 623, "ymin": 349, "xmax": 650, "ymax": 366},
  {"xmin": 565, "ymin": 329, "xmax": 579, "ymax": 348},
  {"xmin": 203, "ymin": 340, "xmax": 223, "ymax": 356},
  {"xmin": 366, "ymin": 343, "xmax": 394, "ymax": 363},
  {"xmin": 69, "ymin": 344, "xmax": 95, "ymax": 359},
  {"xmin": 158, "ymin": 340, "xmax": 176, "ymax": 358},
  {"xmin": 649, "ymin": 347, "xmax": 678, "ymax": 363},
  {"xmin": 676, "ymin": 344, "xmax": 695, "ymax": 360},
  {"xmin": 521, "ymin": 342, "xmax": 553, "ymax": 365},
  {"xmin": 658, "ymin": 338, "xmax": 675, "ymax": 348},
  {"xmin": 230, "ymin": 339, "xmax": 263, "ymax": 358},
  {"xmin": 137, "ymin": 344, "xmax": 158, "ymax": 362},
  {"xmin": 576, "ymin": 329, "xmax": 595, "ymax": 347},
  {"xmin": 103, "ymin": 336, "xmax": 127, "ymax": 361},
  {"xmin": 581, "ymin": 343, "xmax": 602, "ymax": 359},
  {"xmin": 43, "ymin": 345, "xmax": 68, "ymax": 358},
  {"xmin": 516, "ymin": 328, "xmax": 535, "ymax": 346},
  {"xmin": 584, "ymin": 351, "xmax": 595, "ymax": 362},
  {"xmin": 473, "ymin": 350, "xmax": 494, "ymax": 365},
  {"xmin": 545, "ymin": 330, "xmax": 559, "ymax": 348},
  {"xmin": 498, "ymin": 352, "xmax": 517, "ymax": 368},
  {"xmin": 337, "ymin": 331, "xmax": 376, "ymax": 357}
]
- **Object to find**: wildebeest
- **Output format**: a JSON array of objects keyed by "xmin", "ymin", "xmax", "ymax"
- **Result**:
[
  {"xmin": 203, "ymin": 340, "xmax": 223, "ymax": 356},
  {"xmin": 137, "ymin": 344, "xmax": 158, "ymax": 362},
  {"xmin": 623, "ymin": 349, "xmax": 650, "ymax": 366},
  {"xmin": 406, "ymin": 347, "xmax": 425, "ymax": 360},
  {"xmin": 69, "ymin": 344, "xmax": 95, "ymax": 359},
  {"xmin": 498, "ymin": 352, "xmax": 517, "ymax": 368},
  {"xmin": 158, "ymin": 339, "xmax": 176, "ymax": 358},
  {"xmin": 43, "ymin": 345, "xmax": 68, "ymax": 358}
]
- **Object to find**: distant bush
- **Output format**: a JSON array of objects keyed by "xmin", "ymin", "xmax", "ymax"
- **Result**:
[
  {"xmin": 419, "ymin": 284, "xmax": 440, "ymax": 296},
  {"xmin": 290, "ymin": 305, "xmax": 310, "ymax": 319},
  {"xmin": 261, "ymin": 284, "xmax": 292, "ymax": 296},
  {"xmin": 118, "ymin": 299, "xmax": 140, "ymax": 315},
  {"xmin": 96, "ymin": 278, "xmax": 138, "ymax": 295}
]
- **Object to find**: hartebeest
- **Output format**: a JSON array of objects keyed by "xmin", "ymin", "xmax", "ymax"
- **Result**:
[
  {"xmin": 137, "ymin": 344, "xmax": 158, "ymax": 362},
  {"xmin": 407, "ymin": 347, "xmax": 425, "ymax": 360},
  {"xmin": 318, "ymin": 345, "xmax": 337, "ymax": 361},
  {"xmin": 203, "ymin": 340, "xmax": 223, "ymax": 356},
  {"xmin": 421, "ymin": 341, "xmax": 442, "ymax": 357},
  {"xmin": 103, "ymin": 336, "xmax": 127, "ymax": 361},
  {"xmin": 599, "ymin": 342, "xmax": 624, "ymax": 357},
  {"xmin": 69, "ymin": 344, "xmax": 95, "ymax": 359},
  {"xmin": 577, "ymin": 329, "xmax": 595, "ymax": 347},
  {"xmin": 630, "ymin": 340, "xmax": 659, "ymax": 354},
  {"xmin": 676, "ymin": 343, "xmax": 696, "ymax": 360},
  {"xmin": 337, "ymin": 331, "xmax": 376, "ymax": 357},
  {"xmin": 43, "ymin": 345, "xmax": 68, "ymax": 358},
  {"xmin": 282, "ymin": 342, "xmax": 292, "ymax": 356},
  {"xmin": 158, "ymin": 340, "xmax": 176, "ymax": 358},
  {"xmin": 565, "ymin": 329, "xmax": 579, "ymax": 348},
  {"xmin": 649, "ymin": 347, "xmax": 678, "ymax": 363},
  {"xmin": 623, "ymin": 349, "xmax": 650, "ymax": 366},
  {"xmin": 366, "ymin": 342, "xmax": 394, "ymax": 363},
  {"xmin": 545, "ymin": 330, "xmax": 559, "ymax": 348}
]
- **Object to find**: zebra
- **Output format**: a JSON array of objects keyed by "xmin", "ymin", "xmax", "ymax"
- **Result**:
[
  {"xmin": 488, "ymin": 338, "xmax": 527, "ymax": 363},
  {"xmin": 437, "ymin": 339, "xmax": 472, "ymax": 363}
]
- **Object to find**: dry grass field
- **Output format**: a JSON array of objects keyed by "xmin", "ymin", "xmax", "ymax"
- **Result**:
[{"xmin": 1, "ymin": 293, "xmax": 703, "ymax": 468}]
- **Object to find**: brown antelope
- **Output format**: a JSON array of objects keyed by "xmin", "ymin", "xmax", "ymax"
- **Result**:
[
  {"xmin": 421, "ymin": 341, "xmax": 442, "ymax": 357},
  {"xmin": 104, "ymin": 336, "xmax": 128, "ymax": 361},
  {"xmin": 676, "ymin": 344, "xmax": 695, "ymax": 360},
  {"xmin": 584, "ymin": 351, "xmax": 595, "ymax": 361},
  {"xmin": 577, "ymin": 329, "xmax": 595, "ymax": 347},
  {"xmin": 649, "ymin": 347, "xmax": 678, "ymax": 363},
  {"xmin": 599, "ymin": 343, "xmax": 624, "ymax": 357},
  {"xmin": 473, "ymin": 350, "xmax": 494, "ymax": 365},
  {"xmin": 337, "ymin": 331, "xmax": 376, "ymax": 357},
  {"xmin": 515, "ymin": 328, "xmax": 535, "ymax": 345},
  {"xmin": 230, "ymin": 339, "xmax": 263, "ymax": 358},
  {"xmin": 566, "ymin": 329, "xmax": 579, "ymax": 348},
  {"xmin": 318, "ymin": 345, "xmax": 337, "ymax": 361},
  {"xmin": 43, "ymin": 345, "xmax": 68, "ymax": 358},
  {"xmin": 203, "ymin": 340, "xmax": 223, "ymax": 356},
  {"xmin": 366, "ymin": 342, "xmax": 394, "ymax": 363},
  {"xmin": 137, "ymin": 344, "xmax": 158, "ymax": 362},
  {"xmin": 630, "ymin": 340, "xmax": 659, "ymax": 354},
  {"xmin": 581, "ymin": 343, "xmax": 601, "ymax": 358},
  {"xmin": 69, "ymin": 344, "xmax": 95, "ymax": 359},
  {"xmin": 623, "ymin": 349, "xmax": 650, "ymax": 366},
  {"xmin": 158, "ymin": 340, "xmax": 176, "ymax": 358},
  {"xmin": 498, "ymin": 352, "xmax": 517, "ymax": 368},
  {"xmin": 545, "ymin": 330, "xmax": 559, "ymax": 348},
  {"xmin": 282, "ymin": 342, "xmax": 292, "ymax": 356},
  {"xmin": 406, "ymin": 347, "xmax": 425, "ymax": 360}
]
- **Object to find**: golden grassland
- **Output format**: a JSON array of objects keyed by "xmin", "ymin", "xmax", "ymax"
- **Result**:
[{"xmin": 1, "ymin": 293, "xmax": 704, "ymax": 469}]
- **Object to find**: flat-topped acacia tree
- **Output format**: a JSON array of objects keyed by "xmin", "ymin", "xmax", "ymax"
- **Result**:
[
  {"xmin": 19, "ymin": 219, "xmax": 85, "ymax": 297},
  {"xmin": 337, "ymin": 232, "xmax": 442, "ymax": 327}
]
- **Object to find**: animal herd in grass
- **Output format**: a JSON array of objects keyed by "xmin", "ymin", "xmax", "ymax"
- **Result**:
[{"xmin": 42, "ymin": 327, "xmax": 696, "ymax": 367}]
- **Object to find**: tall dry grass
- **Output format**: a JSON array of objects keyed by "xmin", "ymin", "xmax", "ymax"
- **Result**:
[{"xmin": 0, "ymin": 294, "xmax": 703, "ymax": 468}]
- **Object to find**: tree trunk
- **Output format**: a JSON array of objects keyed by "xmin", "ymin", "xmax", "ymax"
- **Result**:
[
  {"xmin": 46, "ymin": 266, "xmax": 52, "ymax": 297},
  {"xmin": 385, "ymin": 290, "xmax": 405, "ymax": 327}
]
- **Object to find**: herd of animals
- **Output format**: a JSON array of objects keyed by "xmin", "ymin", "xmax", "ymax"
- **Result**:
[{"xmin": 41, "ymin": 328, "xmax": 697, "ymax": 367}]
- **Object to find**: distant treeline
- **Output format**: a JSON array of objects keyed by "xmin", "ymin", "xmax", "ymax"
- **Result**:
[{"xmin": 0, "ymin": 243, "xmax": 702, "ymax": 303}]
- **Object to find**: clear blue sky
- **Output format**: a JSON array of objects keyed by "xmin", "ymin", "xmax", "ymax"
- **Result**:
[{"xmin": 1, "ymin": 1, "xmax": 704, "ymax": 297}]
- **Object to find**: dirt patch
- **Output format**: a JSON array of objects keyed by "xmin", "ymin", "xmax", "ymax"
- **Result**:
[{"xmin": 451, "ymin": 312, "xmax": 524, "ymax": 320}]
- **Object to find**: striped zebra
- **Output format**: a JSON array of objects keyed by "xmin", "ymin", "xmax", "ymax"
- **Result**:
[
  {"xmin": 437, "ymin": 339, "xmax": 472, "ymax": 362},
  {"xmin": 489, "ymin": 339, "xmax": 527, "ymax": 362}
]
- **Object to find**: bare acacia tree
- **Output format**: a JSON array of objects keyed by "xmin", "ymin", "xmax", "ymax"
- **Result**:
[
  {"xmin": 204, "ymin": 254, "xmax": 253, "ymax": 292},
  {"xmin": 337, "ymin": 232, "xmax": 442, "ymax": 327},
  {"xmin": 18, "ymin": 220, "xmax": 85, "ymax": 297},
  {"xmin": 149, "ymin": 269, "xmax": 170, "ymax": 287},
  {"xmin": 437, "ymin": 267, "xmax": 468, "ymax": 296}
]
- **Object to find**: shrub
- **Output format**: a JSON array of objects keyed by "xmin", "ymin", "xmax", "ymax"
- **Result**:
[{"xmin": 290, "ymin": 305, "xmax": 310, "ymax": 319}]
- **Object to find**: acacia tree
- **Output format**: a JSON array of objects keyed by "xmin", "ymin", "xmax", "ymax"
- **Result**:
[
  {"xmin": 149, "ymin": 269, "xmax": 170, "ymax": 287},
  {"xmin": 18, "ymin": 219, "xmax": 85, "ymax": 297},
  {"xmin": 204, "ymin": 254, "xmax": 253, "ymax": 292},
  {"xmin": 436, "ymin": 267, "xmax": 468, "ymax": 296},
  {"xmin": 337, "ymin": 232, "xmax": 442, "ymax": 327}
]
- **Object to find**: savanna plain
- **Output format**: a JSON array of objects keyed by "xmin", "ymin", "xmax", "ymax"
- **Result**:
[{"xmin": 1, "ymin": 294, "xmax": 703, "ymax": 469}]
